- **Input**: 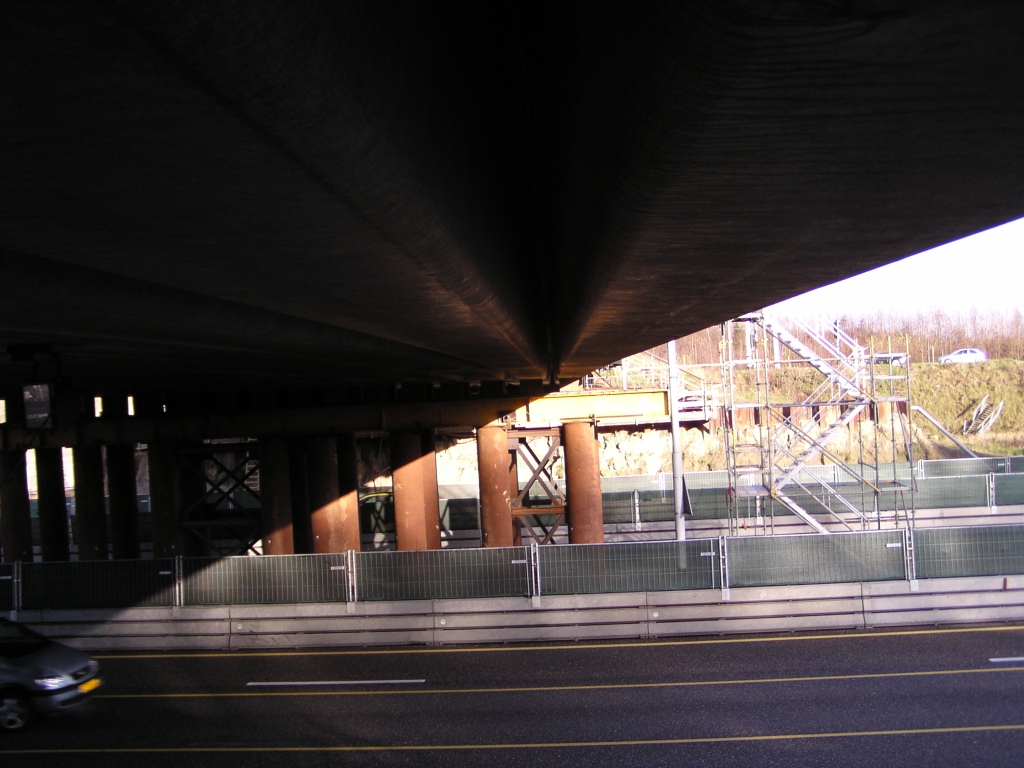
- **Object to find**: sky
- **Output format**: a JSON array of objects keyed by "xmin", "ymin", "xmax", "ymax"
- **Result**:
[{"xmin": 768, "ymin": 216, "xmax": 1024, "ymax": 319}]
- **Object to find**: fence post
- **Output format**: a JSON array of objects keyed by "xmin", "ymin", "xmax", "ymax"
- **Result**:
[
  {"xmin": 13, "ymin": 561, "xmax": 22, "ymax": 613},
  {"xmin": 904, "ymin": 527, "xmax": 918, "ymax": 590},
  {"xmin": 988, "ymin": 472, "xmax": 997, "ymax": 514},
  {"xmin": 173, "ymin": 555, "xmax": 183, "ymax": 608},
  {"xmin": 719, "ymin": 536, "xmax": 730, "ymax": 601},
  {"xmin": 530, "ymin": 541, "xmax": 541, "ymax": 602},
  {"xmin": 346, "ymin": 549, "xmax": 357, "ymax": 605}
]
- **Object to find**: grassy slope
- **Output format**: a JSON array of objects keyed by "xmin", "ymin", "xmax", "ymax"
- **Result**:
[{"xmin": 911, "ymin": 360, "xmax": 1024, "ymax": 455}]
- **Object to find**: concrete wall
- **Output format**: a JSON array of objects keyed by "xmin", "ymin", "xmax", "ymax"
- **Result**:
[{"xmin": 11, "ymin": 574, "xmax": 1024, "ymax": 652}]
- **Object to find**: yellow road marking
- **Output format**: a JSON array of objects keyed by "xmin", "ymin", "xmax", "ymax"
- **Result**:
[
  {"xmin": 95, "ymin": 665, "xmax": 1024, "ymax": 699},
  {"xmin": 3, "ymin": 723, "xmax": 1024, "ymax": 753},
  {"xmin": 93, "ymin": 624, "xmax": 1024, "ymax": 660}
]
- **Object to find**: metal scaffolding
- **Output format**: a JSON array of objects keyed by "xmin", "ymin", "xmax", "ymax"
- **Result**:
[{"xmin": 720, "ymin": 313, "xmax": 915, "ymax": 536}]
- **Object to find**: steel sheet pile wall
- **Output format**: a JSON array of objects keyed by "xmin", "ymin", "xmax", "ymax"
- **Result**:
[
  {"xmin": 182, "ymin": 554, "xmax": 348, "ymax": 605},
  {"xmin": 726, "ymin": 531, "xmax": 907, "ymax": 588},
  {"xmin": 0, "ymin": 563, "xmax": 13, "ymax": 611},
  {"xmin": 538, "ymin": 540, "xmax": 718, "ymax": 595},
  {"xmin": 355, "ymin": 547, "xmax": 531, "ymax": 601},
  {"xmin": 914, "ymin": 526, "xmax": 1024, "ymax": 579},
  {"xmin": 20, "ymin": 560, "xmax": 175, "ymax": 610}
]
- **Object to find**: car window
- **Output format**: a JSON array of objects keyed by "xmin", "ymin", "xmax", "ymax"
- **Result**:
[{"xmin": 0, "ymin": 620, "xmax": 49, "ymax": 659}]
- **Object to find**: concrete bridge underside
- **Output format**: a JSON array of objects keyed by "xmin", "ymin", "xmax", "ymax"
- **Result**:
[{"xmin": 2, "ymin": 2, "xmax": 1024, "ymax": 561}]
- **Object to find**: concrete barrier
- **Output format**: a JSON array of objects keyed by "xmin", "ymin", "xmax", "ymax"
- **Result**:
[{"xmin": 9, "ymin": 574, "xmax": 1024, "ymax": 651}]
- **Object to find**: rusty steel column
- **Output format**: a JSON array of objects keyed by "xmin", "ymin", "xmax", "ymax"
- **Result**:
[
  {"xmin": 106, "ymin": 444, "xmax": 140, "ymax": 559},
  {"xmin": 259, "ymin": 436, "xmax": 294, "ymax": 555},
  {"xmin": 289, "ymin": 444, "xmax": 313, "ymax": 554},
  {"xmin": 477, "ymin": 425, "xmax": 513, "ymax": 548},
  {"xmin": 148, "ymin": 444, "xmax": 184, "ymax": 558},
  {"xmin": 73, "ymin": 445, "xmax": 108, "ymax": 560},
  {"xmin": 0, "ymin": 450, "xmax": 33, "ymax": 563},
  {"xmin": 391, "ymin": 431, "xmax": 428, "ymax": 550},
  {"xmin": 36, "ymin": 447, "xmax": 70, "ymax": 561},
  {"xmin": 299, "ymin": 436, "xmax": 344, "ymax": 557},
  {"xmin": 420, "ymin": 428, "xmax": 442, "ymax": 550},
  {"xmin": 563, "ymin": 420, "xmax": 604, "ymax": 544},
  {"xmin": 337, "ymin": 432, "xmax": 363, "ymax": 551}
]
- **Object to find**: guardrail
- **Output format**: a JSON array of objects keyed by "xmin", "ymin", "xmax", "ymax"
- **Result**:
[{"xmin": 8, "ymin": 525, "xmax": 1024, "ymax": 611}]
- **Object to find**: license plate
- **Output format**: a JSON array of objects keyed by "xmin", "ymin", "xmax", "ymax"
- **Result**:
[{"xmin": 78, "ymin": 678, "xmax": 101, "ymax": 694}]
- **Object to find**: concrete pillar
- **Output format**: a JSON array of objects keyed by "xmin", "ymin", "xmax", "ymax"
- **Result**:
[
  {"xmin": 148, "ymin": 444, "xmax": 184, "ymax": 558},
  {"xmin": 177, "ymin": 447, "xmax": 209, "ymax": 557},
  {"xmin": 35, "ymin": 447, "xmax": 70, "ymax": 561},
  {"xmin": 0, "ymin": 450, "xmax": 33, "ymax": 563},
  {"xmin": 289, "ymin": 445, "xmax": 313, "ymax": 554},
  {"xmin": 307, "ymin": 435, "xmax": 360, "ymax": 553},
  {"xmin": 259, "ymin": 436, "xmax": 294, "ymax": 555},
  {"xmin": 563, "ymin": 420, "xmax": 604, "ymax": 544},
  {"xmin": 106, "ymin": 444, "xmax": 140, "ymax": 559},
  {"xmin": 73, "ymin": 446, "xmax": 108, "ymax": 560},
  {"xmin": 420, "ymin": 429, "xmax": 442, "ymax": 550},
  {"xmin": 477, "ymin": 425, "xmax": 513, "ymax": 548},
  {"xmin": 391, "ymin": 431, "xmax": 428, "ymax": 551}
]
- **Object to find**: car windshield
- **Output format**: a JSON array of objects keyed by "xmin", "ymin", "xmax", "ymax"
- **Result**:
[{"xmin": 0, "ymin": 619, "xmax": 49, "ymax": 659}]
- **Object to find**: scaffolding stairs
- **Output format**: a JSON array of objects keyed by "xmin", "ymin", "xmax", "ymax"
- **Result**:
[
  {"xmin": 963, "ymin": 394, "xmax": 1004, "ymax": 436},
  {"xmin": 724, "ymin": 313, "xmax": 907, "ymax": 535}
]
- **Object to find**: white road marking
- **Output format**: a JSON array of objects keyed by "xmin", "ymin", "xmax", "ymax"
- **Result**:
[
  {"xmin": 988, "ymin": 657, "xmax": 1024, "ymax": 663},
  {"xmin": 246, "ymin": 679, "xmax": 426, "ymax": 687}
]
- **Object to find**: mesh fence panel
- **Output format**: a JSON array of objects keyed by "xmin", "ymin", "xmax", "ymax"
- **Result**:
[
  {"xmin": 727, "ymin": 531, "xmax": 906, "ymax": 587},
  {"xmin": 355, "ymin": 547, "xmax": 530, "ymax": 601},
  {"xmin": 913, "ymin": 526, "xmax": 1024, "ymax": 579},
  {"xmin": 182, "ymin": 554, "xmax": 348, "ymax": 605},
  {"xmin": 538, "ymin": 539, "xmax": 718, "ymax": 595},
  {"xmin": 920, "ymin": 457, "xmax": 1011, "ymax": 478},
  {"xmin": 0, "ymin": 564, "xmax": 13, "ymax": 611},
  {"xmin": 994, "ymin": 475, "xmax": 1024, "ymax": 507},
  {"xmin": 21, "ymin": 559, "xmax": 176, "ymax": 610},
  {"xmin": 911, "ymin": 476, "xmax": 988, "ymax": 509}
]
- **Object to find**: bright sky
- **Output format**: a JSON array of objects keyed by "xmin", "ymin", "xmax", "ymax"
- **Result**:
[{"xmin": 768, "ymin": 216, "xmax": 1024, "ymax": 319}]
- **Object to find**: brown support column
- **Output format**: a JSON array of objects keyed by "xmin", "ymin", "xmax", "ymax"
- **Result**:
[
  {"xmin": 36, "ymin": 447, "xmax": 70, "ymax": 561},
  {"xmin": 106, "ymin": 444, "xmax": 140, "ymax": 559},
  {"xmin": 306, "ymin": 435, "xmax": 358, "ymax": 553},
  {"xmin": 477, "ymin": 425, "xmax": 513, "ymax": 548},
  {"xmin": 0, "ymin": 450, "xmax": 33, "ymax": 563},
  {"xmin": 102, "ymin": 395, "xmax": 140, "ymax": 559},
  {"xmin": 73, "ymin": 446, "xmax": 108, "ymax": 560},
  {"xmin": 335, "ymin": 432, "xmax": 363, "ymax": 551},
  {"xmin": 178, "ymin": 447, "xmax": 209, "ymax": 557},
  {"xmin": 420, "ymin": 429, "xmax": 442, "ymax": 550},
  {"xmin": 289, "ymin": 444, "xmax": 313, "ymax": 554},
  {"xmin": 563, "ymin": 420, "xmax": 604, "ymax": 544},
  {"xmin": 509, "ymin": 443, "xmax": 521, "ymax": 546},
  {"xmin": 148, "ymin": 444, "xmax": 184, "ymax": 558},
  {"xmin": 259, "ymin": 437, "xmax": 294, "ymax": 555},
  {"xmin": 391, "ymin": 431, "xmax": 428, "ymax": 551}
]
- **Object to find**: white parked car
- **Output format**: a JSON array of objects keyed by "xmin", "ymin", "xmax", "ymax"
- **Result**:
[{"xmin": 938, "ymin": 348, "xmax": 987, "ymax": 364}]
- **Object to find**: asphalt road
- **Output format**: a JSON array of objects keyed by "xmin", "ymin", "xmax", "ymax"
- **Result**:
[{"xmin": 3, "ymin": 625, "xmax": 1024, "ymax": 767}]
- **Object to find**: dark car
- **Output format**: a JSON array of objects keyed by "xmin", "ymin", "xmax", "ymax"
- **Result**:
[{"xmin": 0, "ymin": 617, "xmax": 100, "ymax": 731}]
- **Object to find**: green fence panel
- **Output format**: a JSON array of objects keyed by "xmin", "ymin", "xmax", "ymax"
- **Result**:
[
  {"xmin": 355, "ymin": 547, "xmax": 530, "ymax": 601},
  {"xmin": 0, "ymin": 564, "xmax": 13, "ymax": 611},
  {"xmin": 21, "ymin": 559, "xmax": 175, "ymax": 610},
  {"xmin": 910, "ymin": 476, "xmax": 988, "ymax": 510},
  {"xmin": 994, "ymin": 475, "xmax": 1024, "ymax": 507},
  {"xmin": 913, "ymin": 526, "xmax": 1024, "ymax": 579},
  {"xmin": 727, "ymin": 531, "xmax": 906, "ymax": 587},
  {"xmin": 920, "ymin": 458, "xmax": 1010, "ymax": 478},
  {"xmin": 538, "ymin": 539, "xmax": 718, "ymax": 595},
  {"xmin": 182, "ymin": 554, "xmax": 348, "ymax": 605}
]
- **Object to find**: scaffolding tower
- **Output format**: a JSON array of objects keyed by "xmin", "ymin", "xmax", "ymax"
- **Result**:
[{"xmin": 720, "ymin": 313, "xmax": 915, "ymax": 536}]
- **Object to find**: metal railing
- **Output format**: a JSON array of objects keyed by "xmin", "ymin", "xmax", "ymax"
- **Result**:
[{"xmin": 8, "ymin": 524, "xmax": 1024, "ymax": 611}]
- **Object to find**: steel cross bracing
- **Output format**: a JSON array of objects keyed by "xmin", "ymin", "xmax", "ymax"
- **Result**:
[
  {"xmin": 507, "ymin": 428, "xmax": 567, "ymax": 545},
  {"xmin": 179, "ymin": 441, "xmax": 262, "ymax": 556},
  {"xmin": 720, "ymin": 314, "xmax": 915, "ymax": 535}
]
